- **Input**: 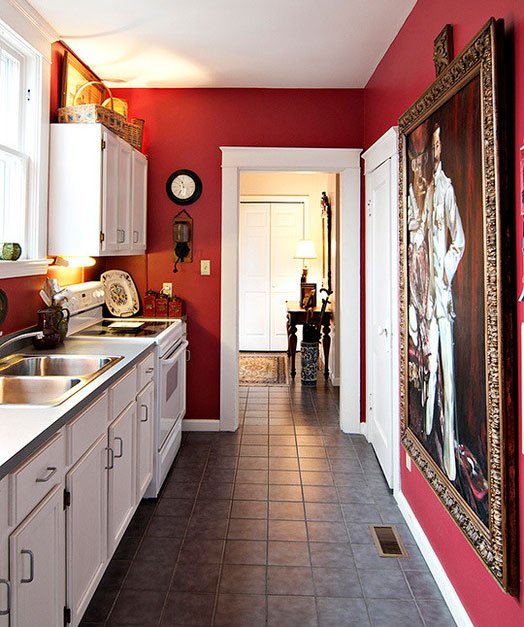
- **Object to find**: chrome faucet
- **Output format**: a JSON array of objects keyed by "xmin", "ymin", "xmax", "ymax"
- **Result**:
[{"xmin": 0, "ymin": 330, "xmax": 44, "ymax": 356}]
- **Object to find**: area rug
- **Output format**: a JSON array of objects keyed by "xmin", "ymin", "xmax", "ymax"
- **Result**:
[{"xmin": 239, "ymin": 352, "xmax": 289, "ymax": 386}]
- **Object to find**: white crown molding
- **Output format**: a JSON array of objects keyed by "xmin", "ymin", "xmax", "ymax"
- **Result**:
[
  {"xmin": 6, "ymin": 0, "xmax": 58, "ymax": 43},
  {"xmin": 362, "ymin": 126, "xmax": 398, "ymax": 174}
]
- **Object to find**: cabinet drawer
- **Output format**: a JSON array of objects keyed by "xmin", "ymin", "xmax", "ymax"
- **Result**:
[
  {"xmin": 9, "ymin": 432, "xmax": 65, "ymax": 526},
  {"xmin": 67, "ymin": 392, "xmax": 109, "ymax": 466},
  {"xmin": 110, "ymin": 366, "xmax": 137, "ymax": 418},
  {"xmin": 137, "ymin": 352, "xmax": 155, "ymax": 391}
]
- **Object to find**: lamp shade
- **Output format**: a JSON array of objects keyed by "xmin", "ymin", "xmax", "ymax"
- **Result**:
[{"xmin": 294, "ymin": 239, "xmax": 317, "ymax": 259}]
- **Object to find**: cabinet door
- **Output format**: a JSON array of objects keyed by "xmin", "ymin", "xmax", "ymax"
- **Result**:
[
  {"xmin": 107, "ymin": 402, "xmax": 137, "ymax": 558},
  {"xmin": 131, "ymin": 151, "xmax": 148, "ymax": 252},
  {"xmin": 136, "ymin": 381, "xmax": 154, "ymax": 501},
  {"xmin": 0, "ymin": 478, "xmax": 8, "ymax": 627},
  {"xmin": 117, "ymin": 140, "xmax": 132, "ymax": 251},
  {"xmin": 101, "ymin": 132, "xmax": 132, "ymax": 254},
  {"xmin": 66, "ymin": 434, "xmax": 108, "ymax": 627},
  {"xmin": 9, "ymin": 485, "xmax": 65, "ymax": 627}
]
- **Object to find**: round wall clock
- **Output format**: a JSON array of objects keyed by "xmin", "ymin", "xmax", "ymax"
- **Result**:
[{"xmin": 166, "ymin": 169, "xmax": 202, "ymax": 205}]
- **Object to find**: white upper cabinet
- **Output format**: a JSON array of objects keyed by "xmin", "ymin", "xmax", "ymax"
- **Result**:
[{"xmin": 48, "ymin": 124, "xmax": 147, "ymax": 257}]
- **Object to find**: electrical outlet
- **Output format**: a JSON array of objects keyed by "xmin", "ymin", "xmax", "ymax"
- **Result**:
[
  {"xmin": 201, "ymin": 260, "xmax": 211, "ymax": 276},
  {"xmin": 162, "ymin": 282, "xmax": 172, "ymax": 297},
  {"xmin": 406, "ymin": 452, "xmax": 411, "ymax": 471}
]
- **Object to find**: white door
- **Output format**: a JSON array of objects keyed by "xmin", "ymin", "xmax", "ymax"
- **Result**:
[
  {"xmin": 239, "ymin": 201, "xmax": 303, "ymax": 351},
  {"xmin": 131, "ymin": 150, "xmax": 148, "ymax": 252},
  {"xmin": 66, "ymin": 434, "xmax": 108, "ymax": 627},
  {"xmin": 136, "ymin": 381, "xmax": 154, "ymax": 500},
  {"xmin": 270, "ymin": 204, "xmax": 303, "ymax": 350},
  {"xmin": 239, "ymin": 203, "xmax": 271, "ymax": 350},
  {"xmin": 9, "ymin": 485, "xmax": 65, "ymax": 627},
  {"xmin": 366, "ymin": 158, "xmax": 395, "ymax": 487},
  {"xmin": 107, "ymin": 402, "xmax": 136, "ymax": 558}
]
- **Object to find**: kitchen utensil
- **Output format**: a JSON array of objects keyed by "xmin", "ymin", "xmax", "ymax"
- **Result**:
[
  {"xmin": 101, "ymin": 270, "xmax": 140, "ymax": 317},
  {"xmin": 39, "ymin": 290, "xmax": 52, "ymax": 307}
]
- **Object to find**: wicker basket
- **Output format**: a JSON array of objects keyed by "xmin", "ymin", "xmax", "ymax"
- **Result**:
[
  {"xmin": 58, "ymin": 81, "xmax": 143, "ymax": 151},
  {"xmin": 58, "ymin": 81, "xmax": 126, "ymax": 137},
  {"xmin": 122, "ymin": 117, "xmax": 144, "ymax": 151}
]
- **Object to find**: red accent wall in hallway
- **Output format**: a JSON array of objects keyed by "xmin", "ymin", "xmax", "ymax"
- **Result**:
[
  {"xmin": 112, "ymin": 88, "xmax": 365, "ymax": 421},
  {"xmin": 364, "ymin": 1, "xmax": 524, "ymax": 624}
]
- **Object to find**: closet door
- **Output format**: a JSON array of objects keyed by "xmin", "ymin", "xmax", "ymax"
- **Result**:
[
  {"xmin": 239, "ymin": 203, "xmax": 271, "ymax": 350},
  {"xmin": 270, "ymin": 203, "xmax": 303, "ymax": 350}
]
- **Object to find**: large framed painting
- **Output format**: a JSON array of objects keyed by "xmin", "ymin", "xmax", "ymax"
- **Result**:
[
  {"xmin": 60, "ymin": 48, "xmax": 104, "ymax": 108},
  {"xmin": 399, "ymin": 19, "xmax": 517, "ymax": 593}
]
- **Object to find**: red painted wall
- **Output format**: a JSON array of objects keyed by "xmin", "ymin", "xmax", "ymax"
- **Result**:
[
  {"xmin": 364, "ymin": 1, "xmax": 524, "ymax": 624},
  {"xmin": 111, "ymin": 88, "xmax": 364, "ymax": 420}
]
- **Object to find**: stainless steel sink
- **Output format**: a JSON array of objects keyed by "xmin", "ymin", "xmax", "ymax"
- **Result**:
[
  {"xmin": 0, "ymin": 354, "xmax": 124, "ymax": 406},
  {"xmin": 0, "ymin": 355, "xmax": 118, "ymax": 377},
  {"xmin": 0, "ymin": 376, "xmax": 83, "ymax": 406}
]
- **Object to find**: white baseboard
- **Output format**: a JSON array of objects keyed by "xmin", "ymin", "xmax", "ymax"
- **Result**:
[
  {"xmin": 182, "ymin": 419, "xmax": 220, "ymax": 432},
  {"xmin": 359, "ymin": 422, "xmax": 368, "ymax": 438},
  {"xmin": 395, "ymin": 491, "xmax": 473, "ymax": 627}
]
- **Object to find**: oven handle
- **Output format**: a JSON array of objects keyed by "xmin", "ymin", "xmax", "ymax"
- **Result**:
[{"xmin": 161, "ymin": 339, "xmax": 188, "ymax": 364}]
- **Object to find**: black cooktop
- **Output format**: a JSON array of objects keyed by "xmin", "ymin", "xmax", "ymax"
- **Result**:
[{"xmin": 78, "ymin": 319, "xmax": 176, "ymax": 337}]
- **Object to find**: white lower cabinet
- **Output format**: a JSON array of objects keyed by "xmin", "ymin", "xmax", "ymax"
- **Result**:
[
  {"xmin": 0, "ymin": 478, "xmax": 9, "ymax": 627},
  {"xmin": 0, "ymin": 353, "xmax": 156, "ymax": 626},
  {"xmin": 107, "ymin": 401, "xmax": 137, "ymax": 558},
  {"xmin": 9, "ymin": 485, "xmax": 65, "ymax": 627},
  {"xmin": 66, "ymin": 434, "xmax": 108, "ymax": 627},
  {"xmin": 136, "ymin": 380, "xmax": 154, "ymax": 500}
]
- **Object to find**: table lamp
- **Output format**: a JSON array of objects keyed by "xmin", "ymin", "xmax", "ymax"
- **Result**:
[{"xmin": 294, "ymin": 239, "xmax": 317, "ymax": 283}]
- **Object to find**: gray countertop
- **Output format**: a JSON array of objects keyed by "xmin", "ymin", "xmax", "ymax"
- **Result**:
[{"xmin": 0, "ymin": 336, "xmax": 155, "ymax": 480}]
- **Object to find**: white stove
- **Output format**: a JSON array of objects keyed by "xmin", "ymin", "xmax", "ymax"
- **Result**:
[{"xmin": 65, "ymin": 281, "xmax": 188, "ymax": 497}]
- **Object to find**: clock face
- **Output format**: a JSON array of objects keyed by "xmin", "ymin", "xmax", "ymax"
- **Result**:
[{"xmin": 166, "ymin": 169, "xmax": 202, "ymax": 205}]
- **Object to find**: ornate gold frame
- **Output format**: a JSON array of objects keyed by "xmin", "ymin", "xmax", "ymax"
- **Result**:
[{"xmin": 398, "ymin": 19, "xmax": 517, "ymax": 593}]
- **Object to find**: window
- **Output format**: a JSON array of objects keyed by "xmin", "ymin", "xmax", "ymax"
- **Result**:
[{"xmin": 0, "ymin": 17, "xmax": 49, "ymax": 277}]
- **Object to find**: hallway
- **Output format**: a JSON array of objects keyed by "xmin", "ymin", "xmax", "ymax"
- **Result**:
[{"xmin": 80, "ymin": 382, "xmax": 454, "ymax": 626}]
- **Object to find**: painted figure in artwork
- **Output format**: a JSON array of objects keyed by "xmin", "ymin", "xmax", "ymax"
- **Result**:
[
  {"xmin": 407, "ymin": 144, "xmax": 430, "ymax": 403},
  {"xmin": 424, "ymin": 122, "xmax": 465, "ymax": 481}
]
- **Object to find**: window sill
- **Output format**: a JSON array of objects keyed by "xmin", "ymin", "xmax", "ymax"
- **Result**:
[{"xmin": 0, "ymin": 259, "xmax": 51, "ymax": 279}]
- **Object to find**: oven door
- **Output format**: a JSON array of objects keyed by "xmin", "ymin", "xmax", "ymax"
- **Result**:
[{"xmin": 159, "ymin": 339, "xmax": 188, "ymax": 450}]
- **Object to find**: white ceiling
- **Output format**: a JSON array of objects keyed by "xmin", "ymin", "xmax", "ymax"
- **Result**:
[{"xmin": 28, "ymin": 0, "xmax": 416, "ymax": 88}]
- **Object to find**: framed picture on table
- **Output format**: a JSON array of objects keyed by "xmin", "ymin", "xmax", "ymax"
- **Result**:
[{"xmin": 398, "ymin": 19, "xmax": 517, "ymax": 593}]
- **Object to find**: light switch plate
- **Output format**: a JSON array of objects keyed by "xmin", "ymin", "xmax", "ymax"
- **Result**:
[
  {"xmin": 162, "ymin": 282, "xmax": 172, "ymax": 297},
  {"xmin": 201, "ymin": 260, "xmax": 211, "ymax": 276}
]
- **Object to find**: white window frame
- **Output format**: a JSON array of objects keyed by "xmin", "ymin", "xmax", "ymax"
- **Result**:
[{"xmin": 0, "ymin": 0, "xmax": 55, "ymax": 278}]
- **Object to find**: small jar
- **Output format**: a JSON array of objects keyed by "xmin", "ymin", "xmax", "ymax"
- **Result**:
[
  {"xmin": 144, "ymin": 290, "xmax": 157, "ymax": 317},
  {"xmin": 168, "ymin": 296, "xmax": 183, "ymax": 318},
  {"xmin": 155, "ymin": 292, "xmax": 168, "ymax": 317}
]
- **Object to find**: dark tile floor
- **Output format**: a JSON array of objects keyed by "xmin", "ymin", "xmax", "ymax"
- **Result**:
[{"xmin": 81, "ymin": 381, "xmax": 455, "ymax": 626}]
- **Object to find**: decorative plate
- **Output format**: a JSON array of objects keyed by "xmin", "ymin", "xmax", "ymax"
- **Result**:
[{"xmin": 101, "ymin": 270, "xmax": 140, "ymax": 318}]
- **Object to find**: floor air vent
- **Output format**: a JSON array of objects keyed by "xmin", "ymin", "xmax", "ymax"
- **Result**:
[{"xmin": 370, "ymin": 525, "xmax": 408, "ymax": 558}]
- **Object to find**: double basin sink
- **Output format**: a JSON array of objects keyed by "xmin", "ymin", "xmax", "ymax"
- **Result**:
[{"xmin": 0, "ymin": 354, "xmax": 123, "ymax": 406}]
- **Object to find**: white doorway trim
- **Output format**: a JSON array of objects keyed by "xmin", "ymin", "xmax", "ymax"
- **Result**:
[
  {"xmin": 362, "ymin": 127, "xmax": 400, "ymax": 492},
  {"xmin": 220, "ymin": 147, "xmax": 362, "ymax": 432}
]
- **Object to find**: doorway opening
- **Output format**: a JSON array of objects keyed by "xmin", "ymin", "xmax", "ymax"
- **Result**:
[{"xmin": 220, "ymin": 147, "xmax": 362, "ymax": 433}]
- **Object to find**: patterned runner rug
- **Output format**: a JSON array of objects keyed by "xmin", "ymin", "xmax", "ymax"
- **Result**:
[{"xmin": 239, "ymin": 352, "xmax": 289, "ymax": 386}]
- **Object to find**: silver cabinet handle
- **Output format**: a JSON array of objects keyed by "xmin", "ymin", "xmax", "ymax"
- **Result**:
[
  {"xmin": 186, "ymin": 349, "xmax": 191, "ymax": 362},
  {"xmin": 140, "ymin": 404, "xmax": 149, "ymax": 423},
  {"xmin": 0, "ymin": 579, "xmax": 10, "ymax": 615},
  {"xmin": 117, "ymin": 229, "xmax": 126, "ymax": 243},
  {"xmin": 105, "ymin": 447, "xmax": 114, "ymax": 470},
  {"xmin": 114, "ymin": 437, "xmax": 123, "ymax": 459},
  {"xmin": 20, "ymin": 550, "xmax": 34, "ymax": 584},
  {"xmin": 35, "ymin": 466, "xmax": 57, "ymax": 483},
  {"xmin": 133, "ymin": 230, "xmax": 139, "ymax": 243}
]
